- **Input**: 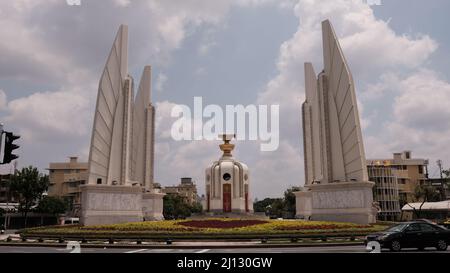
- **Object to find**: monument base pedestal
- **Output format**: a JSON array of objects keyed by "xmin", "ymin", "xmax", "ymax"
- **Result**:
[
  {"xmin": 294, "ymin": 190, "xmax": 312, "ymax": 220},
  {"xmin": 80, "ymin": 184, "xmax": 144, "ymax": 226},
  {"xmin": 142, "ymin": 191, "xmax": 165, "ymax": 221},
  {"xmin": 295, "ymin": 182, "xmax": 376, "ymax": 225}
]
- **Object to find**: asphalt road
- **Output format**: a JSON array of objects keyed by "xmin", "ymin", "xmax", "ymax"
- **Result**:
[{"xmin": 0, "ymin": 245, "xmax": 449, "ymax": 253}]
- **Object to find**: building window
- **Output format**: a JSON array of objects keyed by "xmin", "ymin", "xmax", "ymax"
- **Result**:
[
  {"xmin": 97, "ymin": 178, "xmax": 102, "ymax": 185},
  {"xmin": 418, "ymin": 166, "xmax": 423, "ymax": 174}
]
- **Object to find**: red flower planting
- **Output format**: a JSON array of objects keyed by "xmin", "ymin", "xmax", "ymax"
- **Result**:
[{"xmin": 178, "ymin": 220, "xmax": 268, "ymax": 229}]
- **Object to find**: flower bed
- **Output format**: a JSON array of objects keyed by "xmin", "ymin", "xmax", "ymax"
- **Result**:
[
  {"xmin": 20, "ymin": 219, "xmax": 386, "ymax": 238},
  {"xmin": 274, "ymin": 224, "xmax": 370, "ymax": 231},
  {"xmin": 177, "ymin": 220, "xmax": 268, "ymax": 229}
]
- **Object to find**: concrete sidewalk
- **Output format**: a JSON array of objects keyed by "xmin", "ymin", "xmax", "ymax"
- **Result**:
[{"xmin": 0, "ymin": 230, "xmax": 20, "ymax": 241}]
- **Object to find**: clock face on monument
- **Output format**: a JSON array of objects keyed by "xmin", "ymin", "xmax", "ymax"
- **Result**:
[{"xmin": 223, "ymin": 173, "xmax": 231, "ymax": 181}]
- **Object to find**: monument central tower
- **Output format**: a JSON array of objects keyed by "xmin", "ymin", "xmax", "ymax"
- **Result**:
[{"xmin": 205, "ymin": 135, "xmax": 253, "ymax": 214}]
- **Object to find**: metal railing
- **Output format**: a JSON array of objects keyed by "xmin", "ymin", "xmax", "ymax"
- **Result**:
[{"xmin": 14, "ymin": 232, "xmax": 368, "ymax": 245}]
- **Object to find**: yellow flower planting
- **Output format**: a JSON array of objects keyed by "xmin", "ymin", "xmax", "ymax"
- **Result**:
[{"xmin": 22, "ymin": 218, "xmax": 386, "ymax": 236}]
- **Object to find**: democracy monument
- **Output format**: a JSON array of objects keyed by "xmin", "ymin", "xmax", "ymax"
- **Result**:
[
  {"xmin": 78, "ymin": 20, "xmax": 376, "ymax": 226},
  {"xmin": 295, "ymin": 20, "xmax": 376, "ymax": 225},
  {"xmin": 80, "ymin": 25, "xmax": 164, "ymax": 226}
]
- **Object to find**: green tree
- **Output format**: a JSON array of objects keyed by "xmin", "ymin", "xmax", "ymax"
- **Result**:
[
  {"xmin": 253, "ymin": 198, "xmax": 277, "ymax": 213},
  {"xmin": 36, "ymin": 196, "xmax": 68, "ymax": 215},
  {"xmin": 253, "ymin": 198, "xmax": 283, "ymax": 218},
  {"xmin": 269, "ymin": 199, "xmax": 284, "ymax": 218},
  {"xmin": 283, "ymin": 186, "xmax": 300, "ymax": 218},
  {"xmin": 190, "ymin": 202, "xmax": 203, "ymax": 214},
  {"xmin": 9, "ymin": 166, "xmax": 49, "ymax": 227},
  {"xmin": 253, "ymin": 186, "xmax": 301, "ymax": 219},
  {"xmin": 406, "ymin": 184, "xmax": 442, "ymax": 218},
  {"xmin": 163, "ymin": 194, "xmax": 192, "ymax": 220}
]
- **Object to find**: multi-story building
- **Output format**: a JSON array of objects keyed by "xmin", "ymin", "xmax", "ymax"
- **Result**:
[
  {"xmin": 0, "ymin": 174, "xmax": 19, "ymax": 204},
  {"xmin": 422, "ymin": 178, "xmax": 450, "ymax": 200},
  {"xmin": 367, "ymin": 164, "xmax": 401, "ymax": 221},
  {"xmin": 367, "ymin": 151, "xmax": 429, "ymax": 206},
  {"xmin": 0, "ymin": 174, "xmax": 11, "ymax": 203},
  {"xmin": 162, "ymin": 177, "xmax": 198, "ymax": 205},
  {"xmin": 47, "ymin": 157, "xmax": 88, "ymax": 215}
]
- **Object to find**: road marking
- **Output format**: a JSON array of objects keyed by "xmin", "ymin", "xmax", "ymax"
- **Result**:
[
  {"xmin": 195, "ymin": 249, "xmax": 210, "ymax": 253},
  {"xmin": 125, "ymin": 249, "xmax": 147, "ymax": 254}
]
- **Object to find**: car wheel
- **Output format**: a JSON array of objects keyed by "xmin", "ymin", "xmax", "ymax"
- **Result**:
[
  {"xmin": 390, "ymin": 240, "xmax": 401, "ymax": 252},
  {"xmin": 436, "ymin": 240, "xmax": 448, "ymax": 251}
]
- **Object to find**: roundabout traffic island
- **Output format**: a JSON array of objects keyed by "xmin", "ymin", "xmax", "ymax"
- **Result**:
[{"xmin": 14, "ymin": 219, "xmax": 386, "ymax": 246}]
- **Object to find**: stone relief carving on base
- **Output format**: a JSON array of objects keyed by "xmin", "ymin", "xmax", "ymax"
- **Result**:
[{"xmin": 312, "ymin": 190, "xmax": 364, "ymax": 209}]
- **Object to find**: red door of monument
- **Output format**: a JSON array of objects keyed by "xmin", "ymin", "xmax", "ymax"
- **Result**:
[{"xmin": 223, "ymin": 184, "xmax": 231, "ymax": 213}]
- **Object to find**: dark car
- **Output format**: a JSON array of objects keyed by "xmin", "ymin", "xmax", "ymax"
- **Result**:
[{"xmin": 366, "ymin": 221, "xmax": 450, "ymax": 252}]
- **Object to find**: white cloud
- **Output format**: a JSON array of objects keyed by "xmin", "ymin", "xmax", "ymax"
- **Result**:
[
  {"xmin": 198, "ymin": 39, "xmax": 218, "ymax": 56},
  {"xmin": 235, "ymin": 0, "xmax": 296, "ymax": 8},
  {"xmin": 0, "ymin": 90, "xmax": 7, "ymax": 110},
  {"xmin": 250, "ymin": 140, "xmax": 303, "ymax": 198},
  {"xmin": 114, "ymin": 0, "xmax": 131, "ymax": 7},
  {"xmin": 155, "ymin": 73, "xmax": 168, "ymax": 93},
  {"xmin": 365, "ymin": 70, "xmax": 450, "ymax": 164},
  {"xmin": 5, "ymin": 88, "xmax": 92, "ymax": 141},
  {"xmin": 0, "ymin": 0, "xmax": 238, "ymax": 169},
  {"xmin": 153, "ymin": 99, "xmax": 219, "ymax": 191},
  {"xmin": 154, "ymin": 100, "xmax": 179, "ymax": 139},
  {"xmin": 259, "ymin": 0, "xmax": 437, "ymax": 106},
  {"xmin": 393, "ymin": 70, "xmax": 450, "ymax": 131},
  {"xmin": 194, "ymin": 67, "xmax": 207, "ymax": 76},
  {"xmin": 254, "ymin": 0, "xmax": 442, "ymax": 187}
]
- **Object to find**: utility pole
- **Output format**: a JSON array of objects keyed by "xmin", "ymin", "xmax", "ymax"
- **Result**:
[
  {"xmin": 437, "ymin": 160, "xmax": 443, "ymax": 179},
  {"xmin": 0, "ymin": 123, "xmax": 5, "ymax": 233},
  {"xmin": 0, "ymin": 123, "xmax": 3, "ymax": 157}
]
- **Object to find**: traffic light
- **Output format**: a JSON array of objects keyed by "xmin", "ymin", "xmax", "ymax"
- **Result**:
[{"xmin": 2, "ymin": 131, "xmax": 20, "ymax": 164}]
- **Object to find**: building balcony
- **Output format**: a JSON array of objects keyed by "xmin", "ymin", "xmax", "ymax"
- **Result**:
[
  {"xmin": 63, "ymin": 173, "xmax": 88, "ymax": 182},
  {"xmin": 66, "ymin": 187, "xmax": 81, "ymax": 194}
]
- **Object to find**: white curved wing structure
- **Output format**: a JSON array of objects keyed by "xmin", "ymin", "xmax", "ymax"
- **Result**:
[
  {"xmin": 302, "ymin": 63, "xmax": 319, "ymax": 185},
  {"xmin": 303, "ymin": 20, "xmax": 368, "ymax": 185},
  {"xmin": 81, "ymin": 25, "xmax": 163, "ymax": 226},
  {"xmin": 87, "ymin": 25, "xmax": 133, "ymax": 186},
  {"xmin": 131, "ymin": 66, "xmax": 155, "ymax": 190}
]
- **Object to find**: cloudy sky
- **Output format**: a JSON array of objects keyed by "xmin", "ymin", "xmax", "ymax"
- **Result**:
[{"xmin": 1, "ymin": 0, "xmax": 450, "ymax": 199}]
